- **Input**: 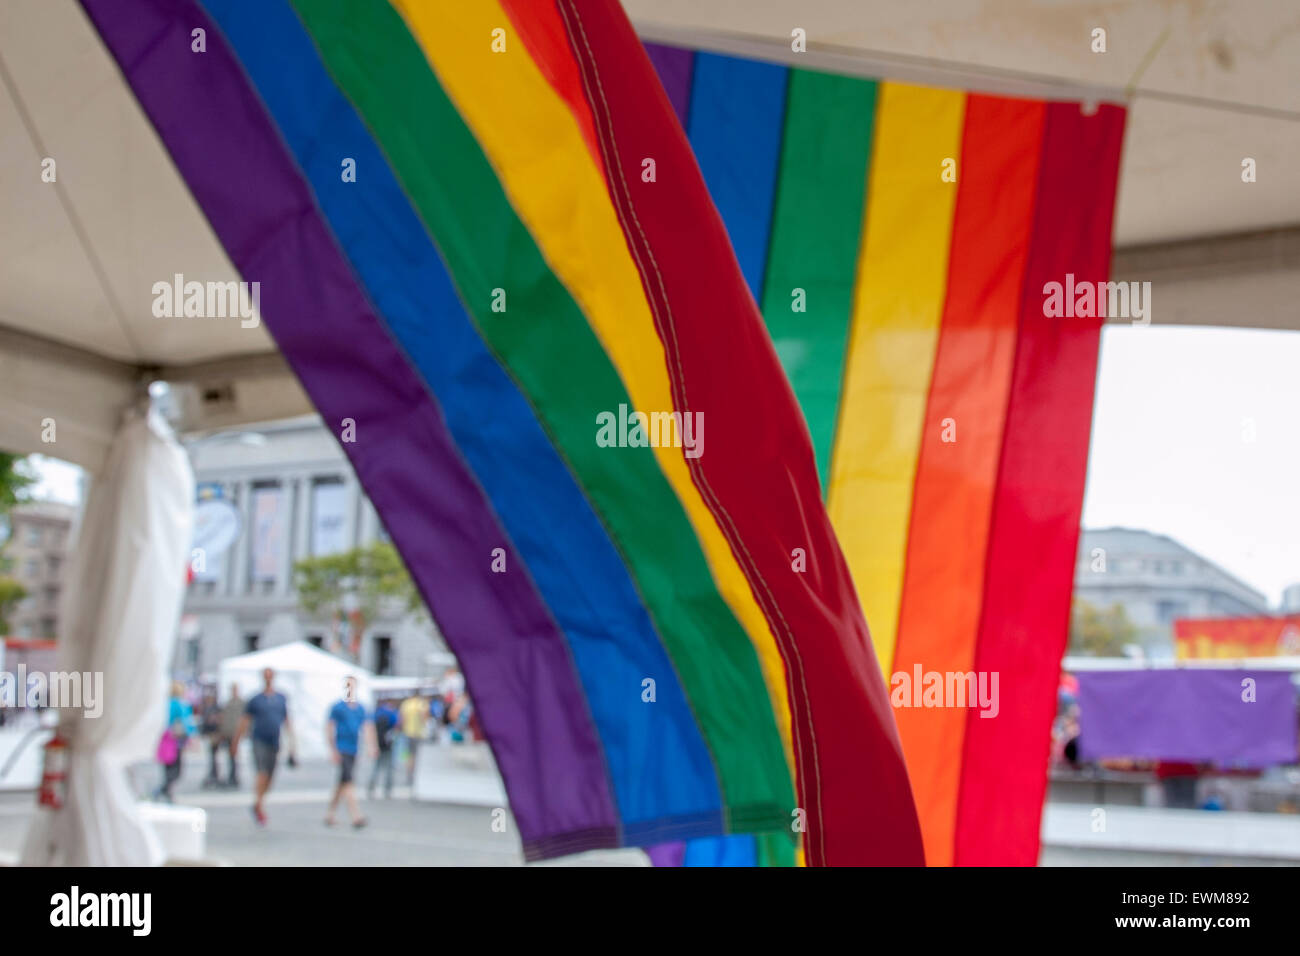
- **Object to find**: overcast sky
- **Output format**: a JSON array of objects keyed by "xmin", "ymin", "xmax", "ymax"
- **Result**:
[
  {"xmin": 1083, "ymin": 325, "xmax": 1300, "ymax": 606},
  {"xmin": 26, "ymin": 454, "xmax": 80, "ymax": 505},
  {"xmin": 26, "ymin": 326, "xmax": 1300, "ymax": 606}
]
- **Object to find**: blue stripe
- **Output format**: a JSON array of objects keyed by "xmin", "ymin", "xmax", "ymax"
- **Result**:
[
  {"xmin": 686, "ymin": 54, "xmax": 788, "ymax": 301},
  {"xmin": 200, "ymin": 0, "xmax": 723, "ymax": 840},
  {"xmin": 683, "ymin": 835, "xmax": 758, "ymax": 867}
]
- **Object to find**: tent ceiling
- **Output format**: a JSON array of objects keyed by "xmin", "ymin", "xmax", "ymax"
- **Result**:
[
  {"xmin": 0, "ymin": 0, "xmax": 311, "ymax": 470},
  {"xmin": 1, "ymin": 0, "xmax": 1297, "ymax": 471},
  {"xmin": 0, "ymin": 0, "xmax": 275, "ymax": 368}
]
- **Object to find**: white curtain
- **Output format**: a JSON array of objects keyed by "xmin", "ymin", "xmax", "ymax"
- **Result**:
[{"xmin": 21, "ymin": 405, "xmax": 193, "ymax": 865}]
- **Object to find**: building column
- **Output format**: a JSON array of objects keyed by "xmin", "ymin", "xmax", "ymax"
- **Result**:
[
  {"xmin": 343, "ymin": 479, "xmax": 360, "ymax": 551},
  {"xmin": 293, "ymin": 473, "xmax": 313, "ymax": 562},
  {"xmin": 276, "ymin": 477, "xmax": 299, "ymax": 597},
  {"xmin": 229, "ymin": 479, "xmax": 253, "ymax": 597},
  {"xmin": 357, "ymin": 497, "xmax": 379, "ymax": 547},
  {"xmin": 219, "ymin": 479, "xmax": 238, "ymax": 595}
]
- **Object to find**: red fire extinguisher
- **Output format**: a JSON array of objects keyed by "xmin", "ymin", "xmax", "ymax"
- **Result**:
[{"xmin": 38, "ymin": 733, "xmax": 69, "ymax": 809}]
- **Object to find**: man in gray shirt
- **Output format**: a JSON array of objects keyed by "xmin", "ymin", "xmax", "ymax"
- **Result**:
[{"xmin": 217, "ymin": 683, "xmax": 244, "ymax": 787}]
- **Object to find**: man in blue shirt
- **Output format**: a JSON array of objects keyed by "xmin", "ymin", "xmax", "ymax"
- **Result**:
[
  {"xmin": 231, "ymin": 668, "xmax": 296, "ymax": 827},
  {"xmin": 325, "ymin": 675, "xmax": 374, "ymax": 828}
]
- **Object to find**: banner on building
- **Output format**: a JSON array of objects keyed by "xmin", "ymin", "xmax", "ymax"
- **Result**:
[
  {"xmin": 310, "ymin": 480, "xmax": 349, "ymax": 557},
  {"xmin": 1175, "ymin": 615, "xmax": 1300, "ymax": 659},
  {"xmin": 250, "ymin": 485, "xmax": 285, "ymax": 583}
]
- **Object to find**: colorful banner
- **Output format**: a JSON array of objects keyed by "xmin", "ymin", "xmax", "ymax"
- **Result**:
[
  {"xmin": 648, "ymin": 47, "xmax": 1125, "ymax": 867},
  {"xmin": 84, "ymin": 0, "xmax": 919, "ymax": 865},
  {"xmin": 84, "ymin": 0, "xmax": 1126, "ymax": 866},
  {"xmin": 1175, "ymin": 615, "xmax": 1300, "ymax": 659}
]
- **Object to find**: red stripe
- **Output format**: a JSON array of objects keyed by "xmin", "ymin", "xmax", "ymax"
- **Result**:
[
  {"xmin": 892, "ymin": 95, "xmax": 1045, "ymax": 867},
  {"xmin": 557, "ymin": 0, "xmax": 923, "ymax": 865},
  {"xmin": 954, "ymin": 101, "xmax": 1126, "ymax": 866}
]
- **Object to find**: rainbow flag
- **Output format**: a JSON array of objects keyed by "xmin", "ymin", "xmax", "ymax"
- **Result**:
[
  {"xmin": 644, "ymin": 45, "xmax": 1125, "ymax": 865},
  {"xmin": 83, "ymin": 0, "xmax": 922, "ymax": 865}
]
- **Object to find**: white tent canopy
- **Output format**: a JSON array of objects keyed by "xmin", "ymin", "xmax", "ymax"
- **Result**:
[
  {"xmin": 218, "ymin": 642, "xmax": 374, "ymax": 761},
  {"xmin": 0, "ymin": 1, "xmax": 309, "ymax": 473},
  {"xmin": 1, "ymin": 0, "xmax": 1298, "ymax": 475}
]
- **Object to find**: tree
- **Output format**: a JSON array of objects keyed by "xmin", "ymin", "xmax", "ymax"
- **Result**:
[
  {"xmin": 1068, "ymin": 598, "xmax": 1138, "ymax": 657},
  {"xmin": 0, "ymin": 454, "xmax": 35, "ymax": 635},
  {"xmin": 0, "ymin": 454, "xmax": 35, "ymax": 513},
  {"xmin": 0, "ymin": 578, "xmax": 26, "ymax": 635},
  {"xmin": 292, "ymin": 541, "xmax": 423, "ymax": 658}
]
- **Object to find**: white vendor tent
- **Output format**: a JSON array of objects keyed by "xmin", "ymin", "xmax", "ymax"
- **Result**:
[{"xmin": 218, "ymin": 642, "xmax": 374, "ymax": 761}]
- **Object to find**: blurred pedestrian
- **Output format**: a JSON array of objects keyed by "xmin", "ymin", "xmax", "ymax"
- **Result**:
[
  {"xmin": 232, "ymin": 667, "xmax": 296, "ymax": 826},
  {"xmin": 325, "ymin": 676, "xmax": 373, "ymax": 828},
  {"xmin": 427, "ymin": 693, "xmax": 447, "ymax": 746},
  {"xmin": 218, "ymin": 683, "xmax": 244, "ymax": 787},
  {"xmin": 456, "ymin": 693, "xmax": 482, "ymax": 742},
  {"xmin": 154, "ymin": 681, "xmax": 196, "ymax": 803},
  {"xmin": 199, "ymin": 688, "xmax": 222, "ymax": 789},
  {"xmin": 368, "ymin": 697, "xmax": 399, "ymax": 799},
  {"xmin": 398, "ymin": 691, "xmax": 427, "ymax": 783}
]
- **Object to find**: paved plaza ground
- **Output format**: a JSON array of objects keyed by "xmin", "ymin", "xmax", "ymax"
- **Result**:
[{"xmin": 0, "ymin": 752, "xmax": 645, "ymax": 867}]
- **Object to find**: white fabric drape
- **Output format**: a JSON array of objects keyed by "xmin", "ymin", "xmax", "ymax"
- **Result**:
[{"xmin": 21, "ymin": 406, "xmax": 194, "ymax": 866}]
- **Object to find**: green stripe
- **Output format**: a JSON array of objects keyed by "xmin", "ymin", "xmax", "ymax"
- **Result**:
[
  {"xmin": 759, "ymin": 70, "xmax": 877, "ymax": 491},
  {"xmin": 756, "ymin": 831, "xmax": 798, "ymax": 867},
  {"xmin": 290, "ymin": 0, "xmax": 794, "ymax": 829}
]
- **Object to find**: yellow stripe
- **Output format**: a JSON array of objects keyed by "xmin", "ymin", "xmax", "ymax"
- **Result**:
[
  {"xmin": 392, "ymin": 0, "xmax": 797, "ymax": 773},
  {"xmin": 826, "ymin": 83, "xmax": 965, "ymax": 678}
]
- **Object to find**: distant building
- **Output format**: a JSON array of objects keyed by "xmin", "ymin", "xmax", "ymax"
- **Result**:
[
  {"xmin": 1281, "ymin": 583, "xmax": 1300, "ymax": 614},
  {"xmin": 179, "ymin": 416, "xmax": 445, "ymax": 679},
  {"xmin": 1074, "ymin": 528, "xmax": 1269, "ymax": 658},
  {"xmin": 3, "ymin": 501, "xmax": 75, "ymax": 638}
]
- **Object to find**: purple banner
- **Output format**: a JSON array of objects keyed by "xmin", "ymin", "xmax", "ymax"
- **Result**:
[{"xmin": 1077, "ymin": 669, "xmax": 1298, "ymax": 768}]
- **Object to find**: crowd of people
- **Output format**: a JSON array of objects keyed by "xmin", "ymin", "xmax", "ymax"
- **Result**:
[{"xmin": 151, "ymin": 665, "xmax": 473, "ymax": 829}]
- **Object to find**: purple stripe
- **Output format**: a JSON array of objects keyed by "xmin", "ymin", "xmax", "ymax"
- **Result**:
[
  {"xmin": 81, "ymin": 0, "xmax": 618, "ymax": 851},
  {"xmin": 643, "ymin": 42, "xmax": 695, "ymax": 128},
  {"xmin": 645, "ymin": 841, "xmax": 686, "ymax": 867}
]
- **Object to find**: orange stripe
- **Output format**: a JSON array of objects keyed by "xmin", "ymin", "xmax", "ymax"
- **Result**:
[
  {"xmin": 498, "ymin": 0, "xmax": 605, "ymax": 177},
  {"xmin": 891, "ymin": 95, "xmax": 1045, "ymax": 867}
]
